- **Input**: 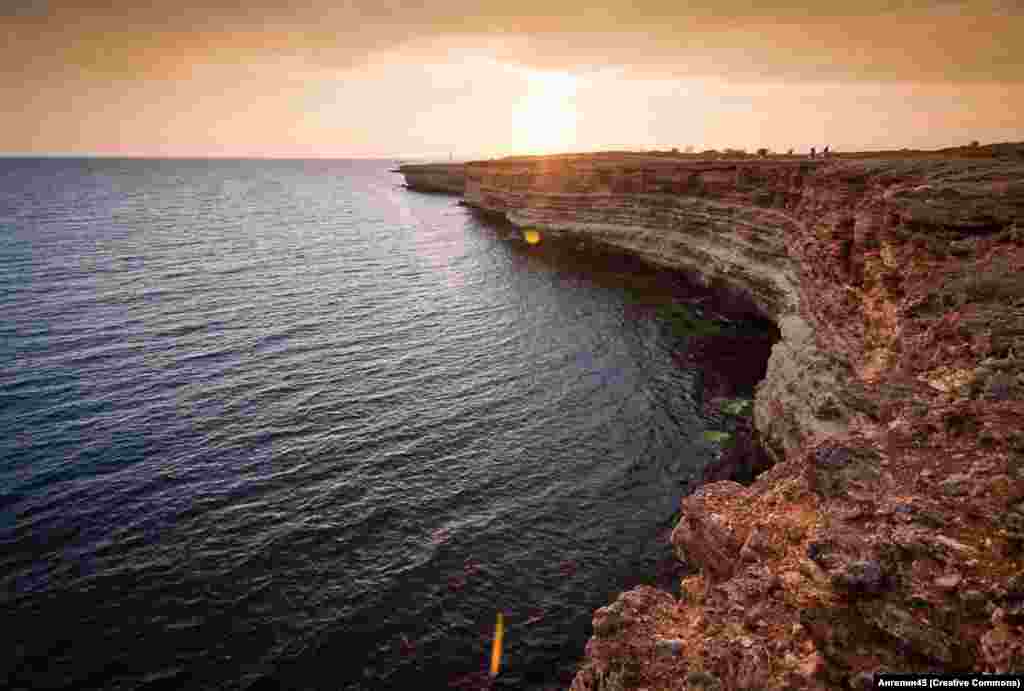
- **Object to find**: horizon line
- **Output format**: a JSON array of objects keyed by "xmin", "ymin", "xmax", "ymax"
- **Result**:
[{"xmin": 3, "ymin": 140, "xmax": 1019, "ymax": 161}]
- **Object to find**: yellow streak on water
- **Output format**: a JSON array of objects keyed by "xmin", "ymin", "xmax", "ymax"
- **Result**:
[{"xmin": 490, "ymin": 611, "xmax": 504, "ymax": 677}]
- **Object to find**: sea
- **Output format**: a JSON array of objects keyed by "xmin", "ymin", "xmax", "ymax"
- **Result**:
[{"xmin": 0, "ymin": 158, "xmax": 775, "ymax": 690}]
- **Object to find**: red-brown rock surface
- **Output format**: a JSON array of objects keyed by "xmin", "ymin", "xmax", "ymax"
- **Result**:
[{"xmin": 404, "ymin": 148, "xmax": 1024, "ymax": 687}]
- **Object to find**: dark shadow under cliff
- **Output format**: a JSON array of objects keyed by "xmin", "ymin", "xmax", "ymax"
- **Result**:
[{"xmin": 470, "ymin": 208, "xmax": 782, "ymax": 489}]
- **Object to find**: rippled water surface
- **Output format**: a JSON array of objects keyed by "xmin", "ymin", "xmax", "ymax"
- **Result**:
[{"xmin": 1, "ymin": 158, "xmax": 772, "ymax": 690}]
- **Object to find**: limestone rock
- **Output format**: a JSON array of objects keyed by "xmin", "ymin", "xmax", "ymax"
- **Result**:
[
  {"xmin": 831, "ymin": 559, "xmax": 887, "ymax": 596},
  {"xmin": 859, "ymin": 602, "xmax": 955, "ymax": 664},
  {"xmin": 671, "ymin": 482, "xmax": 750, "ymax": 581},
  {"xmin": 686, "ymin": 670, "xmax": 722, "ymax": 690},
  {"xmin": 939, "ymin": 473, "xmax": 971, "ymax": 496},
  {"xmin": 592, "ymin": 600, "xmax": 626, "ymax": 637},
  {"xmin": 981, "ymin": 624, "xmax": 1024, "ymax": 673},
  {"xmin": 447, "ymin": 152, "xmax": 1024, "ymax": 691},
  {"xmin": 397, "ymin": 163, "xmax": 465, "ymax": 194},
  {"xmin": 806, "ymin": 443, "xmax": 883, "ymax": 499},
  {"xmin": 654, "ymin": 638, "xmax": 685, "ymax": 658}
]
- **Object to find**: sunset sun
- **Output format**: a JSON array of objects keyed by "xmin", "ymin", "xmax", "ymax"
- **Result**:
[{"xmin": 512, "ymin": 70, "xmax": 578, "ymax": 155}]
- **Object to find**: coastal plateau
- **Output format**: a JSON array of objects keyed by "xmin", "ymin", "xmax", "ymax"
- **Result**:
[
  {"xmin": 396, "ymin": 162, "xmax": 466, "ymax": 194},
  {"xmin": 399, "ymin": 146, "xmax": 1024, "ymax": 688}
]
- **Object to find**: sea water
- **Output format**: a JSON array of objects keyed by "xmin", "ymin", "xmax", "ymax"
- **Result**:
[{"xmin": 0, "ymin": 158, "xmax": 773, "ymax": 690}]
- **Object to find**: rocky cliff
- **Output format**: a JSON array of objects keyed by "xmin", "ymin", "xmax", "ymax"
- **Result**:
[
  {"xmin": 397, "ymin": 163, "xmax": 466, "ymax": 194},
  {"xmin": 404, "ymin": 150, "xmax": 1024, "ymax": 687}
]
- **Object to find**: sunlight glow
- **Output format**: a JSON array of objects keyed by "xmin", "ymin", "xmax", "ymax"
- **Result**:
[{"xmin": 511, "ymin": 70, "xmax": 578, "ymax": 154}]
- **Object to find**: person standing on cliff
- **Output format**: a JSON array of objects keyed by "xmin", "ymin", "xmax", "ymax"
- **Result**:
[
  {"xmin": 823, "ymin": 145, "xmax": 830, "ymax": 158},
  {"xmin": 810, "ymin": 147, "xmax": 816, "ymax": 159}
]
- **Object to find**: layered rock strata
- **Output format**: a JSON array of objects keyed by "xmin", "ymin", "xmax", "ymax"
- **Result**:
[
  {"xmin": 463, "ymin": 158, "xmax": 872, "ymax": 463},
  {"xmin": 397, "ymin": 163, "xmax": 466, "ymax": 194},
  {"xmin": 404, "ymin": 151, "xmax": 1024, "ymax": 687}
]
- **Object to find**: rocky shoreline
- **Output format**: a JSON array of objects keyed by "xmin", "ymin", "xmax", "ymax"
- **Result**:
[
  {"xmin": 399, "ymin": 147, "xmax": 1024, "ymax": 688},
  {"xmin": 396, "ymin": 163, "xmax": 466, "ymax": 195}
]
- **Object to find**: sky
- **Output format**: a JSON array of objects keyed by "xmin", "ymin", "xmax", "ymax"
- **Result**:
[{"xmin": 2, "ymin": 0, "xmax": 1023, "ymax": 158}]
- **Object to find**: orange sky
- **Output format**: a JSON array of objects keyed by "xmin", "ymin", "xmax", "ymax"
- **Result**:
[{"xmin": 3, "ymin": 1, "xmax": 1022, "ymax": 158}]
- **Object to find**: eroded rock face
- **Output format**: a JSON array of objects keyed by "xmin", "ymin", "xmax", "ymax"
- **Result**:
[
  {"xmin": 671, "ymin": 483, "xmax": 751, "ymax": 581},
  {"xmin": 451, "ymin": 152, "xmax": 1024, "ymax": 688},
  {"xmin": 397, "ymin": 163, "xmax": 465, "ymax": 194}
]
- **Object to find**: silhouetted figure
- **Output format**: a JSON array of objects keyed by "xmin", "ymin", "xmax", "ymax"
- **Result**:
[
  {"xmin": 810, "ymin": 147, "xmax": 816, "ymax": 159},
  {"xmin": 823, "ymin": 145, "xmax": 830, "ymax": 158}
]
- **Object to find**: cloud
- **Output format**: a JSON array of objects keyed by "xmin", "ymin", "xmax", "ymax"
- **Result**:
[{"xmin": 3, "ymin": 0, "xmax": 1023, "ymax": 85}]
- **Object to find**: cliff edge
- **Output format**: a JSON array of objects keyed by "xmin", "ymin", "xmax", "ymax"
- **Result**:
[
  {"xmin": 397, "ymin": 163, "xmax": 466, "ymax": 194},
  {"xmin": 403, "ymin": 148, "xmax": 1024, "ymax": 688}
]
